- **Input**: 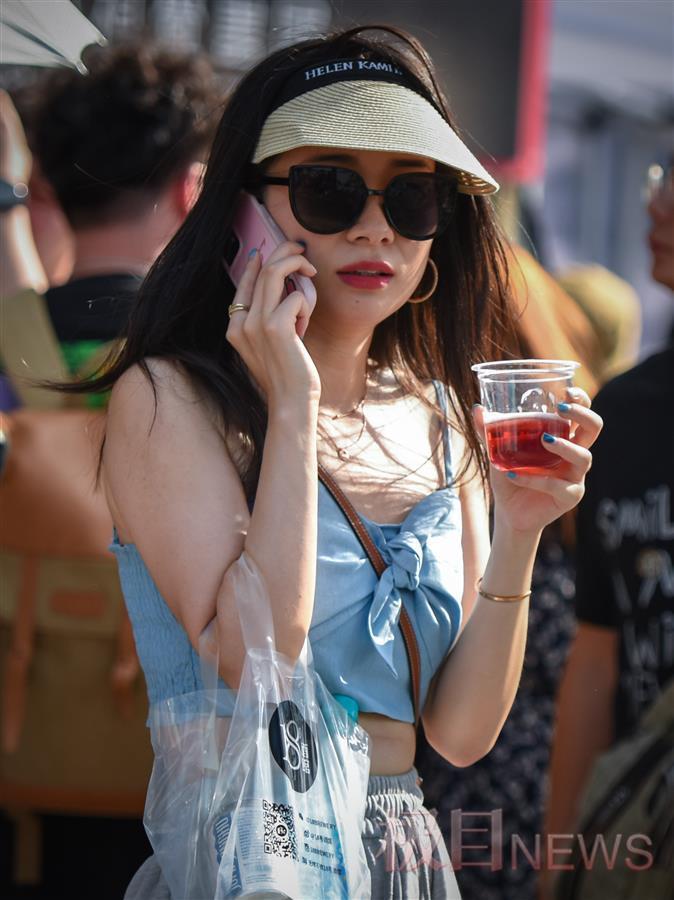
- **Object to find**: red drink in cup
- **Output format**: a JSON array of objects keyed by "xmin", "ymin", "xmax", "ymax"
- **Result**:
[
  {"xmin": 472, "ymin": 359, "xmax": 580, "ymax": 475},
  {"xmin": 485, "ymin": 413, "xmax": 571, "ymax": 472}
]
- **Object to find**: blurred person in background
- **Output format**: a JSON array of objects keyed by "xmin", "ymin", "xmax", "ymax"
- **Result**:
[
  {"xmin": 556, "ymin": 264, "xmax": 642, "ymax": 385},
  {"xmin": 2, "ymin": 42, "xmax": 221, "ymax": 402},
  {"xmin": 416, "ymin": 244, "xmax": 626, "ymax": 900},
  {"xmin": 0, "ymin": 88, "xmax": 74, "ymax": 411},
  {"xmin": 30, "ymin": 41, "xmax": 221, "ymax": 389},
  {"xmin": 542, "ymin": 156, "xmax": 674, "ymax": 898},
  {"xmin": 0, "ymin": 42, "xmax": 221, "ymax": 900},
  {"xmin": 0, "ymin": 89, "xmax": 73, "ymax": 299}
]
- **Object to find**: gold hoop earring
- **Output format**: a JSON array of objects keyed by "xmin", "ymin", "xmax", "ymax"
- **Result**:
[{"xmin": 409, "ymin": 258, "xmax": 438, "ymax": 304}]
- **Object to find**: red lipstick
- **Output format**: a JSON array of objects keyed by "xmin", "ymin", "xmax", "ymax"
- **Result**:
[{"xmin": 337, "ymin": 259, "xmax": 394, "ymax": 290}]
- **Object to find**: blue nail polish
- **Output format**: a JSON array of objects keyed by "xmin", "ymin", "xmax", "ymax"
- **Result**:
[
  {"xmin": 543, "ymin": 432, "xmax": 556, "ymax": 443},
  {"xmin": 558, "ymin": 402, "xmax": 570, "ymax": 413},
  {"xmin": 248, "ymin": 247, "xmax": 258, "ymax": 259},
  {"xmin": 297, "ymin": 239, "xmax": 307, "ymax": 249},
  {"xmin": 506, "ymin": 471, "xmax": 517, "ymax": 479}
]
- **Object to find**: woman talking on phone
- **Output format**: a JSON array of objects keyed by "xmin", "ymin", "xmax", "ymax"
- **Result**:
[{"xmin": 73, "ymin": 25, "xmax": 602, "ymax": 899}]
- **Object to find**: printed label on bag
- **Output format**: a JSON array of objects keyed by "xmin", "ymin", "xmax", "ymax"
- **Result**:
[
  {"xmin": 268, "ymin": 700, "xmax": 318, "ymax": 792},
  {"xmin": 297, "ymin": 809, "xmax": 346, "ymax": 880}
]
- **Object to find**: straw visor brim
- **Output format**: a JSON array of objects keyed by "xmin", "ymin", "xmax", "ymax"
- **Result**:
[{"xmin": 252, "ymin": 81, "xmax": 499, "ymax": 195}]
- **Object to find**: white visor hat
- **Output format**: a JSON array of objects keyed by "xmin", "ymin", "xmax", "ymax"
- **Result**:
[{"xmin": 252, "ymin": 57, "xmax": 499, "ymax": 196}]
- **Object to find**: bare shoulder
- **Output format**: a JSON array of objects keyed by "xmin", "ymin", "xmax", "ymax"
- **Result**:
[
  {"xmin": 101, "ymin": 357, "xmax": 251, "ymax": 645},
  {"xmin": 107, "ymin": 358, "xmax": 224, "ymax": 434},
  {"xmin": 103, "ymin": 358, "xmax": 247, "ymax": 542}
]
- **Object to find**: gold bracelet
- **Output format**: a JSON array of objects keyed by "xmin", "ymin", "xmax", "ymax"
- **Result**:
[{"xmin": 476, "ymin": 577, "xmax": 532, "ymax": 603}]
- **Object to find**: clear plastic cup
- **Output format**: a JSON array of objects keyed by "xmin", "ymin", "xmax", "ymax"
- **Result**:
[{"xmin": 471, "ymin": 359, "xmax": 580, "ymax": 474}]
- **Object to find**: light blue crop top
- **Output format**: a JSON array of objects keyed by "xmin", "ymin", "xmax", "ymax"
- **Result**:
[{"xmin": 110, "ymin": 380, "xmax": 463, "ymax": 724}]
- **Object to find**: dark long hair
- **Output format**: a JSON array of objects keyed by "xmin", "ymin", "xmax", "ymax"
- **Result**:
[{"xmin": 58, "ymin": 25, "xmax": 519, "ymax": 505}]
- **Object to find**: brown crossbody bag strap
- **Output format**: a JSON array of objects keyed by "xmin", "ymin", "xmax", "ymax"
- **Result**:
[{"xmin": 317, "ymin": 463, "xmax": 422, "ymax": 725}]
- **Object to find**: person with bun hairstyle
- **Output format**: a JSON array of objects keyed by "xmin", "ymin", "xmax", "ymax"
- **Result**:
[{"xmin": 64, "ymin": 26, "xmax": 602, "ymax": 899}]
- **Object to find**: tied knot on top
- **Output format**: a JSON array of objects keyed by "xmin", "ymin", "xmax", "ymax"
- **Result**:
[
  {"xmin": 383, "ymin": 531, "xmax": 423, "ymax": 591},
  {"xmin": 367, "ymin": 531, "xmax": 424, "ymax": 673}
]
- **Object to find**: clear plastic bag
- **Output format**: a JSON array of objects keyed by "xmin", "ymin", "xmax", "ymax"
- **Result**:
[{"xmin": 143, "ymin": 552, "xmax": 372, "ymax": 899}]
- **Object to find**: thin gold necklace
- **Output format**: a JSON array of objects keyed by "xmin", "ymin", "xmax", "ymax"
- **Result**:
[
  {"xmin": 318, "ymin": 408, "xmax": 367, "ymax": 461},
  {"xmin": 320, "ymin": 393, "xmax": 366, "ymax": 421},
  {"xmin": 317, "ymin": 364, "xmax": 372, "ymax": 420},
  {"xmin": 317, "ymin": 368, "xmax": 373, "ymax": 460}
]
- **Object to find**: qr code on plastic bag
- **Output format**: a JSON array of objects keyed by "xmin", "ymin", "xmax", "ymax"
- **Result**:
[{"xmin": 262, "ymin": 799, "xmax": 297, "ymax": 860}]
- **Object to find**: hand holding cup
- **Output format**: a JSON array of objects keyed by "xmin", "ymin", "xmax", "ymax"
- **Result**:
[{"xmin": 472, "ymin": 359, "xmax": 603, "ymax": 533}]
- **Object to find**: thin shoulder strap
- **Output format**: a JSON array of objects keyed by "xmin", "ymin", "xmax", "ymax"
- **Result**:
[
  {"xmin": 317, "ymin": 462, "xmax": 421, "ymax": 725},
  {"xmin": 431, "ymin": 379, "xmax": 453, "ymax": 487}
]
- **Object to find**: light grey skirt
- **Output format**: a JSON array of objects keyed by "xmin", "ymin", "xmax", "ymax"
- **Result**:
[{"xmin": 125, "ymin": 767, "xmax": 461, "ymax": 899}]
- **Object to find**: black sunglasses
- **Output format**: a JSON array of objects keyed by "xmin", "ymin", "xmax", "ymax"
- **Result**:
[{"xmin": 255, "ymin": 165, "xmax": 458, "ymax": 241}]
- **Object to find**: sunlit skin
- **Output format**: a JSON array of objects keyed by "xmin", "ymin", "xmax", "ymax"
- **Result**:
[
  {"xmin": 647, "ymin": 173, "xmax": 674, "ymax": 291},
  {"xmin": 262, "ymin": 147, "xmax": 435, "ymax": 387}
]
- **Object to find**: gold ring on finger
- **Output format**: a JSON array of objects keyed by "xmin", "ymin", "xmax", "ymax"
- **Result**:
[{"xmin": 228, "ymin": 303, "xmax": 250, "ymax": 317}]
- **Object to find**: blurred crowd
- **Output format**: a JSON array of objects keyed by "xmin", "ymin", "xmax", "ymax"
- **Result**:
[{"xmin": 0, "ymin": 33, "xmax": 672, "ymax": 900}]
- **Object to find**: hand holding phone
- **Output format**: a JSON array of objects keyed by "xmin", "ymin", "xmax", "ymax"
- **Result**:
[
  {"xmin": 224, "ymin": 193, "xmax": 317, "ymax": 314},
  {"xmin": 224, "ymin": 194, "xmax": 322, "ymax": 405}
]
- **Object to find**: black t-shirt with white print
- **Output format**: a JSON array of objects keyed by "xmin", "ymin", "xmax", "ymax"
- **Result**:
[{"xmin": 575, "ymin": 346, "xmax": 674, "ymax": 740}]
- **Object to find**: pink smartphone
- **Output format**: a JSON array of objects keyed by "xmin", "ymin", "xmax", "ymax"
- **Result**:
[{"xmin": 224, "ymin": 192, "xmax": 317, "ymax": 308}]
